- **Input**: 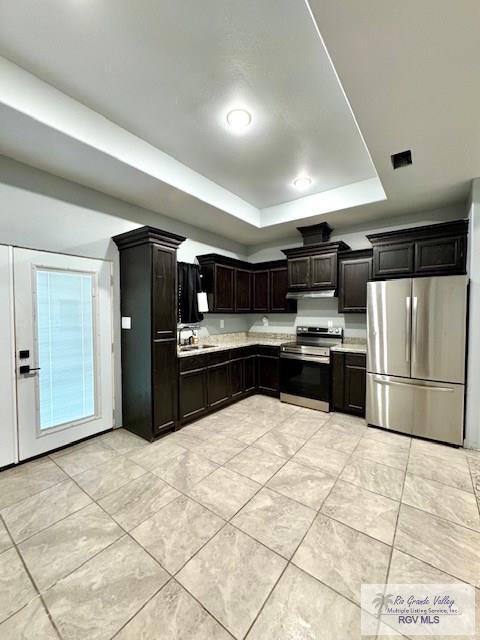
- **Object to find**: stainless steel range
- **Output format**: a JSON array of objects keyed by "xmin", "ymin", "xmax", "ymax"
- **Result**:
[{"xmin": 280, "ymin": 326, "xmax": 343, "ymax": 412}]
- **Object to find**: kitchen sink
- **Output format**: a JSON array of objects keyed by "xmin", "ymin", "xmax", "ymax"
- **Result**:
[{"xmin": 179, "ymin": 344, "xmax": 216, "ymax": 352}]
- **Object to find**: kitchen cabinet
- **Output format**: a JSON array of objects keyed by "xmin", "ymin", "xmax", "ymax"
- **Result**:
[
  {"xmin": 114, "ymin": 226, "xmax": 185, "ymax": 441},
  {"xmin": 178, "ymin": 345, "xmax": 279, "ymax": 425},
  {"xmin": 197, "ymin": 254, "xmax": 296, "ymax": 313},
  {"xmin": 257, "ymin": 346, "xmax": 280, "ymax": 396},
  {"xmin": 283, "ymin": 241, "xmax": 349, "ymax": 292},
  {"xmin": 338, "ymin": 250, "xmax": 373, "ymax": 313},
  {"xmin": 367, "ymin": 220, "xmax": 468, "ymax": 280},
  {"xmin": 235, "ymin": 268, "xmax": 251, "ymax": 312},
  {"xmin": 331, "ymin": 351, "xmax": 366, "ymax": 417}
]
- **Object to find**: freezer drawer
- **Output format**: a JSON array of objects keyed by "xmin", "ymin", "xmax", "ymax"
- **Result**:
[{"xmin": 366, "ymin": 373, "xmax": 464, "ymax": 445}]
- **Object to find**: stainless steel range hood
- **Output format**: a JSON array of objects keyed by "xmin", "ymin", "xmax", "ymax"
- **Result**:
[{"xmin": 286, "ymin": 290, "xmax": 336, "ymax": 300}]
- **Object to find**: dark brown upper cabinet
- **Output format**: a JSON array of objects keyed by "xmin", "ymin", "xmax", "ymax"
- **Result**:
[
  {"xmin": 338, "ymin": 250, "xmax": 373, "ymax": 314},
  {"xmin": 113, "ymin": 226, "xmax": 185, "ymax": 441},
  {"xmin": 234, "ymin": 268, "xmax": 251, "ymax": 312},
  {"xmin": 197, "ymin": 254, "xmax": 296, "ymax": 314},
  {"xmin": 252, "ymin": 269, "xmax": 269, "ymax": 312},
  {"xmin": 282, "ymin": 241, "xmax": 350, "ymax": 292},
  {"xmin": 367, "ymin": 220, "xmax": 468, "ymax": 280}
]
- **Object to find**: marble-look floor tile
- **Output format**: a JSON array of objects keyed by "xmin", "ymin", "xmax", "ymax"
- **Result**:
[
  {"xmin": 388, "ymin": 549, "xmax": 480, "ymax": 640},
  {"xmin": 1, "ymin": 479, "xmax": 91, "ymax": 543},
  {"xmin": 395, "ymin": 504, "xmax": 480, "ymax": 587},
  {"xmin": 52, "ymin": 440, "xmax": 120, "ymax": 476},
  {"xmin": 0, "ymin": 519, "xmax": 11, "ymax": 553},
  {"xmin": 254, "ymin": 430, "xmax": 305, "ymax": 458},
  {"xmin": 194, "ymin": 435, "xmax": 246, "ymax": 465},
  {"xmin": 98, "ymin": 473, "xmax": 180, "ymax": 530},
  {"xmin": 73, "ymin": 456, "xmax": 146, "ymax": 500},
  {"xmin": 410, "ymin": 438, "xmax": 468, "ymax": 468},
  {"xmin": 310, "ymin": 424, "xmax": 362, "ymax": 454},
  {"xmin": 97, "ymin": 428, "xmax": 148, "ymax": 455},
  {"xmin": 407, "ymin": 451, "xmax": 474, "ymax": 493},
  {"xmin": 44, "ymin": 536, "xmax": 168, "ymax": 640},
  {"xmin": 322, "ymin": 480, "xmax": 399, "ymax": 544},
  {"xmin": 403, "ymin": 474, "xmax": 480, "ymax": 531},
  {"xmin": 293, "ymin": 513, "xmax": 390, "ymax": 606},
  {"xmin": 0, "ymin": 547, "xmax": 37, "ymax": 623},
  {"xmin": 292, "ymin": 439, "xmax": 350, "ymax": 476},
  {"xmin": 19, "ymin": 503, "xmax": 123, "ymax": 591},
  {"xmin": 328, "ymin": 412, "xmax": 367, "ymax": 430},
  {"xmin": 131, "ymin": 495, "xmax": 224, "ymax": 573},
  {"xmin": 267, "ymin": 460, "xmax": 336, "ymax": 510},
  {"xmin": 355, "ymin": 436, "xmax": 409, "ymax": 470},
  {"xmin": 127, "ymin": 440, "xmax": 186, "ymax": 471},
  {"xmin": 232, "ymin": 487, "xmax": 315, "ymax": 558},
  {"xmin": 225, "ymin": 446, "xmax": 286, "ymax": 484},
  {"xmin": 0, "ymin": 457, "xmax": 67, "ymax": 510},
  {"xmin": 0, "ymin": 598, "xmax": 58, "ymax": 640},
  {"xmin": 340, "ymin": 455, "xmax": 405, "ymax": 500},
  {"xmin": 177, "ymin": 524, "xmax": 286, "ymax": 639},
  {"xmin": 247, "ymin": 564, "xmax": 363, "ymax": 640},
  {"xmin": 188, "ymin": 467, "xmax": 260, "ymax": 520},
  {"xmin": 273, "ymin": 414, "xmax": 325, "ymax": 440},
  {"xmin": 219, "ymin": 418, "xmax": 271, "ymax": 444},
  {"xmin": 152, "ymin": 450, "xmax": 218, "ymax": 492},
  {"xmin": 366, "ymin": 426, "xmax": 411, "ymax": 449},
  {"xmin": 115, "ymin": 580, "xmax": 231, "ymax": 640}
]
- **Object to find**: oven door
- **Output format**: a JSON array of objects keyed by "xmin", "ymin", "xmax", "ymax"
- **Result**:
[{"xmin": 280, "ymin": 353, "xmax": 330, "ymax": 412}]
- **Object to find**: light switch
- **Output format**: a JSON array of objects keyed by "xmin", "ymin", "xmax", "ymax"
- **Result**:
[{"xmin": 121, "ymin": 317, "xmax": 132, "ymax": 330}]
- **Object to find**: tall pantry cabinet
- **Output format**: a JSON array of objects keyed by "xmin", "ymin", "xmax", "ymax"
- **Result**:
[{"xmin": 113, "ymin": 226, "xmax": 185, "ymax": 441}]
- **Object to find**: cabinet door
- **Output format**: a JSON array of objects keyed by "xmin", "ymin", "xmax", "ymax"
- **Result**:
[
  {"xmin": 230, "ymin": 358, "xmax": 244, "ymax": 398},
  {"xmin": 214, "ymin": 264, "xmax": 234, "ymax": 312},
  {"xmin": 253, "ymin": 270, "xmax": 269, "ymax": 311},
  {"xmin": 235, "ymin": 268, "xmax": 251, "ymax": 312},
  {"xmin": 152, "ymin": 245, "xmax": 176, "ymax": 339},
  {"xmin": 331, "ymin": 351, "xmax": 345, "ymax": 411},
  {"xmin": 257, "ymin": 355, "xmax": 279, "ymax": 395},
  {"xmin": 311, "ymin": 252, "xmax": 337, "ymax": 289},
  {"xmin": 179, "ymin": 367, "xmax": 207, "ymax": 423},
  {"xmin": 338, "ymin": 255, "xmax": 372, "ymax": 313},
  {"xmin": 207, "ymin": 361, "xmax": 231, "ymax": 407},
  {"xmin": 244, "ymin": 355, "xmax": 257, "ymax": 392},
  {"xmin": 287, "ymin": 257, "xmax": 310, "ymax": 289},
  {"xmin": 414, "ymin": 236, "xmax": 466, "ymax": 275},
  {"xmin": 344, "ymin": 354, "xmax": 366, "ymax": 416},
  {"xmin": 153, "ymin": 339, "xmax": 177, "ymax": 435},
  {"xmin": 270, "ymin": 267, "xmax": 289, "ymax": 311},
  {"xmin": 372, "ymin": 242, "xmax": 414, "ymax": 279}
]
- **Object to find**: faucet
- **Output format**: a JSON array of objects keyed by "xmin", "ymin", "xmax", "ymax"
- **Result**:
[{"xmin": 178, "ymin": 326, "xmax": 194, "ymax": 346}]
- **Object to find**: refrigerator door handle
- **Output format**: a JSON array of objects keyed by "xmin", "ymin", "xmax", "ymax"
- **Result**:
[
  {"xmin": 372, "ymin": 376, "xmax": 454, "ymax": 392},
  {"xmin": 405, "ymin": 297, "xmax": 411, "ymax": 363},
  {"xmin": 411, "ymin": 296, "xmax": 418, "ymax": 365}
]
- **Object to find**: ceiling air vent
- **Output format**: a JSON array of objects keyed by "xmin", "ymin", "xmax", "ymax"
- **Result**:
[{"xmin": 391, "ymin": 149, "xmax": 412, "ymax": 170}]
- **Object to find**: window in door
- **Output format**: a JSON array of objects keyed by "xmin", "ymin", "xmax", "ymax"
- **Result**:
[{"xmin": 35, "ymin": 269, "xmax": 97, "ymax": 431}]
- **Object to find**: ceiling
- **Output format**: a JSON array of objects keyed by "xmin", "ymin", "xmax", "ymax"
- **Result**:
[{"xmin": 0, "ymin": 1, "xmax": 478, "ymax": 244}]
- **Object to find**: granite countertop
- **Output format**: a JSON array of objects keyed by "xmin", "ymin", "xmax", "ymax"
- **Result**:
[{"xmin": 177, "ymin": 332, "xmax": 367, "ymax": 357}]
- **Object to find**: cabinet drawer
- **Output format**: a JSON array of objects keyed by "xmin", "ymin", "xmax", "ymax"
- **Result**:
[
  {"xmin": 207, "ymin": 350, "xmax": 231, "ymax": 366},
  {"xmin": 256, "ymin": 345, "xmax": 280, "ymax": 357},
  {"xmin": 179, "ymin": 355, "xmax": 209, "ymax": 372},
  {"xmin": 345, "ymin": 353, "xmax": 366, "ymax": 368}
]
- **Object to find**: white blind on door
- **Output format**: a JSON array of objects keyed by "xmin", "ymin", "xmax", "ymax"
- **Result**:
[{"xmin": 36, "ymin": 270, "xmax": 96, "ymax": 430}]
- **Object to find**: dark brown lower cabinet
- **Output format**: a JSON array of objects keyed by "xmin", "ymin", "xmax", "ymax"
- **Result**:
[
  {"xmin": 230, "ymin": 357, "xmax": 244, "ymax": 399},
  {"xmin": 331, "ymin": 351, "xmax": 366, "ymax": 417},
  {"xmin": 257, "ymin": 347, "xmax": 280, "ymax": 396},
  {"xmin": 178, "ymin": 345, "xmax": 279, "ymax": 425},
  {"xmin": 153, "ymin": 340, "xmax": 178, "ymax": 435}
]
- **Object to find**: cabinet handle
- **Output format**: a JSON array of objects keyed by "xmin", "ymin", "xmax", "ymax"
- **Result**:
[{"xmin": 405, "ymin": 297, "xmax": 411, "ymax": 363}]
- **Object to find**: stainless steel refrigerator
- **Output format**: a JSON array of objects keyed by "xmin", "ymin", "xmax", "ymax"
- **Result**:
[{"xmin": 366, "ymin": 275, "xmax": 468, "ymax": 445}]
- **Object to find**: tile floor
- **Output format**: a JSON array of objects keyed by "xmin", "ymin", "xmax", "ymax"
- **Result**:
[{"xmin": 1, "ymin": 395, "xmax": 480, "ymax": 639}]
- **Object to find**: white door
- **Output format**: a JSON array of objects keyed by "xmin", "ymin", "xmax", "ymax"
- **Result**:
[{"xmin": 14, "ymin": 248, "xmax": 114, "ymax": 460}]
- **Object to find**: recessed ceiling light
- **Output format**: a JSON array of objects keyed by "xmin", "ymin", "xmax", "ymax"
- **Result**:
[
  {"xmin": 226, "ymin": 109, "xmax": 252, "ymax": 132},
  {"xmin": 293, "ymin": 176, "xmax": 312, "ymax": 190}
]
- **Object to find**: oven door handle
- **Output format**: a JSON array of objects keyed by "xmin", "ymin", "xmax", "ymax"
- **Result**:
[{"xmin": 280, "ymin": 352, "xmax": 330, "ymax": 364}]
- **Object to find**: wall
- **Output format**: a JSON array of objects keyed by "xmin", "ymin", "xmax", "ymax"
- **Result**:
[
  {"xmin": 466, "ymin": 179, "xmax": 480, "ymax": 449},
  {"xmin": 0, "ymin": 156, "xmax": 249, "ymax": 425}
]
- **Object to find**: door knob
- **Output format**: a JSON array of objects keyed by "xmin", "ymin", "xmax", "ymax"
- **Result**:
[{"xmin": 19, "ymin": 365, "xmax": 41, "ymax": 374}]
